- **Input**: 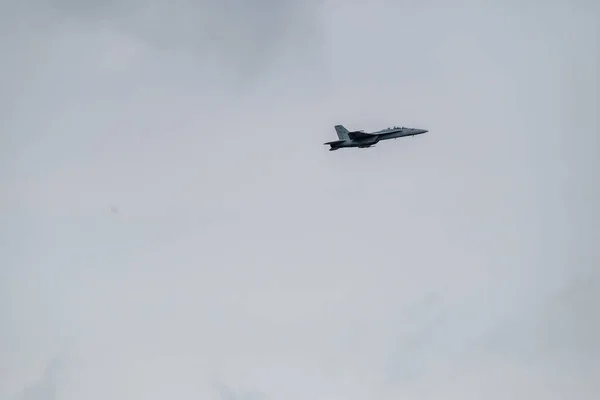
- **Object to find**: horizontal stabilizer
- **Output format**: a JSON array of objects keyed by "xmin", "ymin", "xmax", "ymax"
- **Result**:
[{"xmin": 324, "ymin": 140, "xmax": 345, "ymax": 146}]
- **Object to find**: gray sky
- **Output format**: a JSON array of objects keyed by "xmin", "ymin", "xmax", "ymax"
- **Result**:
[{"xmin": 1, "ymin": 0, "xmax": 599, "ymax": 399}]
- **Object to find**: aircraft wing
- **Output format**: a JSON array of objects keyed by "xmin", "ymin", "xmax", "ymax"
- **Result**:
[{"xmin": 348, "ymin": 130, "xmax": 371, "ymax": 140}]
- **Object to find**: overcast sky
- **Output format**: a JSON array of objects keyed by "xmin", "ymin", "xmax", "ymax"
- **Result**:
[{"xmin": 1, "ymin": 0, "xmax": 599, "ymax": 399}]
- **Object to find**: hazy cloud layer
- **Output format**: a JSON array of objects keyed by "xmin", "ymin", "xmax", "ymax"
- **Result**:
[
  {"xmin": 3, "ymin": 1, "xmax": 322, "ymax": 78},
  {"xmin": 2, "ymin": 1, "xmax": 599, "ymax": 399},
  {"xmin": 14, "ymin": 358, "xmax": 62, "ymax": 400}
]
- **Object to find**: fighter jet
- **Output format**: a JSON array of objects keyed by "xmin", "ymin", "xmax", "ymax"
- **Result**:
[{"xmin": 324, "ymin": 125, "xmax": 428, "ymax": 151}]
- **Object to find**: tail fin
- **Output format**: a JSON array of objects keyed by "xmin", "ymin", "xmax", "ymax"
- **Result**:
[{"xmin": 334, "ymin": 125, "xmax": 349, "ymax": 140}]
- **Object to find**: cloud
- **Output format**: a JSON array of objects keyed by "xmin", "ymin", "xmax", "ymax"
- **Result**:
[
  {"xmin": 2, "ymin": 0, "xmax": 323, "ymax": 86},
  {"xmin": 1, "ymin": 1, "xmax": 598, "ymax": 400},
  {"xmin": 212, "ymin": 380, "xmax": 267, "ymax": 400},
  {"xmin": 15, "ymin": 358, "xmax": 62, "ymax": 400}
]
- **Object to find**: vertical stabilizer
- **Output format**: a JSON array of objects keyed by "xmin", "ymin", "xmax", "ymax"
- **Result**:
[{"xmin": 334, "ymin": 125, "xmax": 349, "ymax": 140}]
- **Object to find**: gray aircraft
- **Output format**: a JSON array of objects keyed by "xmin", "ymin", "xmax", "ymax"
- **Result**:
[{"xmin": 324, "ymin": 125, "xmax": 428, "ymax": 151}]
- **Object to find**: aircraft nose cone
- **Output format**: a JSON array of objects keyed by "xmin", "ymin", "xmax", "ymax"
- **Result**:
[{"xmin": 415, "ymin": 129, "xmax": 428, "ymax": 134}]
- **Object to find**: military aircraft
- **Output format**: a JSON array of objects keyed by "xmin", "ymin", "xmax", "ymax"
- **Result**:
[{"xmin": 324, "ymin": 125, "xmax": 428, "ymax": 151}]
